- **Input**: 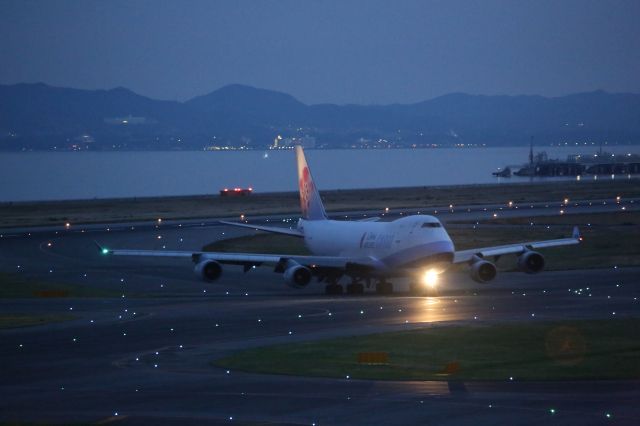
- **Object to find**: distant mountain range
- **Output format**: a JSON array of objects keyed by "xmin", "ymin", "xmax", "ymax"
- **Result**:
[{"xmin": 1, "ymin": 82, "xmax": 639, "ymax": 150}]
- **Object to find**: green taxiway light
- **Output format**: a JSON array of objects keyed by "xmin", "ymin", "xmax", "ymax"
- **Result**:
[{"xmin": 102, "ymin": 248, "xmax": 109, "ymax": 255}]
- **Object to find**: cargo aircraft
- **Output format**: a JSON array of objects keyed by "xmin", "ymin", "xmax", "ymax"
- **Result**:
[{"xmin": 100, "ymin": 146, "xmax": 581, "ymax": 295}]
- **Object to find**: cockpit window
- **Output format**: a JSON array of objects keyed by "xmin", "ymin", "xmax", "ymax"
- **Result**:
[{"xmin": 422, "ymin": 222, "xmax": 441, "ymax": 228}]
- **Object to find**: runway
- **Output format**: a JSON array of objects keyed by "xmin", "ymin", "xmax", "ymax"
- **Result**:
[{"xmin": 1, "ymin": 200, "xmax": 639, "ymax": 425}]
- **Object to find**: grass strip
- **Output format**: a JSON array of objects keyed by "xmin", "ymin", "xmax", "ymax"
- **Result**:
[
  {"xmin": 214, "ymin": 319, "xmax": 640, "ymax": 381},
  {"xmin": 0, "ymin": 272, "xmax": 119, "ymax": 298},
  {"xmin": 451, "ymin": 210, "xmax": 640, "ymax": 226},
  {"xmin": 0, "ymin": 313, "xmax": 77, "ymax": 329}
]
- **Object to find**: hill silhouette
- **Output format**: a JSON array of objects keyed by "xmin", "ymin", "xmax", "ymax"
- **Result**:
[{"xmin": 1, "ymin": 83, "xmax": 638, "ymax": 150}]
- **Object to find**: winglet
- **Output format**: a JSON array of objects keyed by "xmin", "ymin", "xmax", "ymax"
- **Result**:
[
  {"xmin": 572, "ymin": 226, "xmax": 582, "ymax": 241},
  {"xmin": 94, "ymin": 241, "xmax": 111, "ymax": 255}
]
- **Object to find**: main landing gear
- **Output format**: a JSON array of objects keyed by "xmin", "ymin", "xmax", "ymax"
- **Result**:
[
  {"xmin": 375, "ymin": 279, "xmax": 394, "ymax": 295},
  {"xmin": 325, "ymin": 277, "xmax": 395, "ymax": 296},
  {"xmin": 325, "ymin": 282, "xmax": 344, "ymax": 295},
  {"xmin": 346, "ymin": 278, "xmax": 365, "ymax": 295},
  {"xmin": 325, "ymin": 281, "xmax": 366, "ymax": 295},
  {"xmin": 326, "ymin": 276, "xmax": 367, "ymax": 295}
]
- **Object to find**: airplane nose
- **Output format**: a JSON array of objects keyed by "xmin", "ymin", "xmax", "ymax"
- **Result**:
[{"xmin": 439, "ymin": 239, "xmax": 455, "ymax": 253}]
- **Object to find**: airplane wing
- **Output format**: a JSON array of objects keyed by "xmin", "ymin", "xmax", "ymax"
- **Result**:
[
  {"xmin": 453, "ymin": 226, "xmax": 581, "ymax": 263},
  {"xmin": 97, "ymin": 242, "xmax": 380, "ymax": 271},
  {"xmin": 218, "ymin": 220, "xmax": 304, "ymax": 237}
]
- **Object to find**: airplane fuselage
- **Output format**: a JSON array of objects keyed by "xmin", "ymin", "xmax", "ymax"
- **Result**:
[{"xmin": 299, "ymin": 215, "xmax": 455, "ymax": 273}]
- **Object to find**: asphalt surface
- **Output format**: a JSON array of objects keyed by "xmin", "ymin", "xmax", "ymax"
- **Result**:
[{"xmin": 1, "ymin": 199, "xmax": 639, "ymax": 425}]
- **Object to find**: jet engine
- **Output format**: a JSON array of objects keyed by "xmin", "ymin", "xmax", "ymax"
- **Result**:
[
  {"xmin": 283, "ymin": 264, "xmax": 312, "ymax": 288},
  {"xmin": 194, "ymin": 260, "xmax": 223, "ymax": 282},
  {"xmin": 518, "ymin": 250, "xmax": 545, "ymax": 274},
  {"xmin": 470, "ymin": 259, "xmax": 497, "ymax": 283}
]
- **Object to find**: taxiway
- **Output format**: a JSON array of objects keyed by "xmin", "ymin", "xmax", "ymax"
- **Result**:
[{"xmin": 0, "ymin": 200, "xmax": 638, "ymax": 425}]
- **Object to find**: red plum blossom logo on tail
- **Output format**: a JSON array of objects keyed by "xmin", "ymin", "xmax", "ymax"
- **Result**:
[{"xmin": 299, "ymin": 166, "xmax": 314, "ymax": 218}]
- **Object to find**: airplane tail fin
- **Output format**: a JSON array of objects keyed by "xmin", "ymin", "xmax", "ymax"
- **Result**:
[{"xmin": 295, "ymin": 145, "xmax": 327, "ymax": 220}]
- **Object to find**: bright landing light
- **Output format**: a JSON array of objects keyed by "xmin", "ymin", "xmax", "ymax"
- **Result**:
[{"xmin": 423, "ymin": 270, "xmax": 438, "ymax": 288}]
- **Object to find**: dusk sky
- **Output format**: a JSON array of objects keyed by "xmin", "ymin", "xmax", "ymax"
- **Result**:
[{"xmin": 1, "ymin": 0, "xmax": 639, "ymax": 105}]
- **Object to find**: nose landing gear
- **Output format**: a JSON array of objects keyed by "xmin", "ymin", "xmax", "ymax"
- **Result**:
[{"xmin": 409, "ymin": 281, "xmax": 439, "ymax": 297}]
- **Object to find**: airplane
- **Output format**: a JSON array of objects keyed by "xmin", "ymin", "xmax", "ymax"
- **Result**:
[{"xmin": 99, "ymin": 145, "xmax": 581, "ymax": 295}]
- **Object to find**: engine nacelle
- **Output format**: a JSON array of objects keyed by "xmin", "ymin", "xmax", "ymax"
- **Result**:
[
  {"xmin": 283, "ymin": 264, "xmax": 312, "ymax": 288},
  {"xmin": 470, "ymin": 259, "xmax": 497, "ymax": 283},
  {"xmin": 518, "ymin": 251, "xmax": 545, "ymax": 274},
  {"xmin": 194, "ymin": 260, "xmax": 223, "ymax": 282}
]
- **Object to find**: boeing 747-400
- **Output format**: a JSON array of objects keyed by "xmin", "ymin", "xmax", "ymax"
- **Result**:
[{"xmin": 100, "ymin": 146, "xmax": 581, "ymax": 295}]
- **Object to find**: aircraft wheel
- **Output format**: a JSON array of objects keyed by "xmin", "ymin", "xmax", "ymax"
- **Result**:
[
  {"xmin": 346, "ymin": 283, "xmax": 364, "ymax": 295},
  {"xmin": 376, "ymin": 281, "xmax": 393, "ymax": 295},
  {"xmin": 325, "ymin": 283, "xmax": 344, "ymax": 295}
]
